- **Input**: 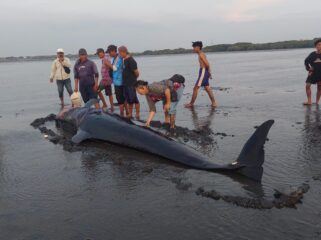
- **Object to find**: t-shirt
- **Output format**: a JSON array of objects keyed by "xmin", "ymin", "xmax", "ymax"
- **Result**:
[
  {"xmin": 74, "ymin": 59, "xmax": 99, "ymax": 86},
  {"xmin": 112, "ymin": 55, "xmax": 123, "ymax": 86},
  {"xmin": 146, "ymin": 80, "xmax": 178, "ymax": 112},
  {"xmin": 123, "ymin": 56, "xmax": 138, "ymax": 87},
  {"xmin": 305, "ymin": 51, "xmax": 321, "ymax": 79},
  {"xmin": 101, "ymin": 55, "xmax": 112, "ymax": 86}
]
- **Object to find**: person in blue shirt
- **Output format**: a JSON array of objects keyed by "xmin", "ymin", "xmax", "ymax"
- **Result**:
[{"xmin": 107, "ymin": 45, "xmax": 127, "ymax": 116}]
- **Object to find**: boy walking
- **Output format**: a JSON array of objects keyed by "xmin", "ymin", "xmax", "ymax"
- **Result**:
[
  {"xmin": 304, "ymin": 39, "xmax": 321, "ymax": 105},
  {"xmin": 185, "ymin": 41, "xmax": 217, "ymax": 108},
  {"xmin": 119, "ymin": 46, "xmax": 140, "ymax": 119}
]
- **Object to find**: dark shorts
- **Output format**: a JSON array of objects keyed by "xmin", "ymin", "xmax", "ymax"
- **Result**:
[
  {"xmin": 306, "ymin": 74, "xmax": 321, "ymax": 85},
  {"xmin": 124, "ymin": 86, "xmax": 139, "ymax": 104},
  {"xmin": 99, "ymin": 83, "xmax": 113, "ymax": 96},
  {"xmin": 80, "ymin": 84, "xmax": 97, "ymax": 103},
  {"xmin": 56, "ymin": 78, "xmax": 73, "ymax": 98},
  {"xmin": 114, "ymin": 86, "xmax": 125, "ymax": 105},
  {"xmin": 195, "ymin": 68, "xmax": 210, "ymax": 87}
]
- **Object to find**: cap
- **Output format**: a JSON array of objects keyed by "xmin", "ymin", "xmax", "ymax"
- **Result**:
[
  {"xmin": 78, "ymin": 48, "xmax": 87, "ymax": 55},
  {"xmin": 106, "ymin": 45, "xmax": 117, "ymax": 53},
  {"xmin": 57, "ymin": 48, "xmax": 64, "ymax": 53},
  {"xmin": 95, "ymin": 48, "xmax": 105, "ymax": 55}
]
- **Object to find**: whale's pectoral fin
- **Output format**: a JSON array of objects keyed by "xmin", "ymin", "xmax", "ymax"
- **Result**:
[
  {"xmin": 235, "ymin": 120, "xmax": 274, "ymax": 181},
  {"xmin": 72, "ymin": 129, "xmax": 91, "ymax": 144}
]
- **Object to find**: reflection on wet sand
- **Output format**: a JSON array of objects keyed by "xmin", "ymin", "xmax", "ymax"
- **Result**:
[{"xmin": 303, "ymin": 106, "xmax": 321, "ymax": 162}]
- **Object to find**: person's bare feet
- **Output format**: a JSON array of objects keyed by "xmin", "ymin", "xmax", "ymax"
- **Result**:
[
  {"xmin": 135, "ymin": 114, "xmax": 140, "ymax": 120},
  {"xmin": 184, "ymin": 103, "xmax": 194, "ymax": 108},
  {"xmin": 303, "ymin": 101, "xmax": 312, "ymax": 106},
  {"xmin": 110, "ymin": 106, "xmax": 114, "ymax": 112},
  {"xmin": 211, "ymin": 102, "xmax": 217, "ymax": 108}
]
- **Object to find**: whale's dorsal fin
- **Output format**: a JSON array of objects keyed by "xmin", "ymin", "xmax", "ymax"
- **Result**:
[{"xmin": 72, "ymin": 129, "xmax": 91, "ymax": 144}]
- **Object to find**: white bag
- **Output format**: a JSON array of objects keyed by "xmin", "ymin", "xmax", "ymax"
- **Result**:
[{"xmin": 70, "ymin": 92, "xmax": 82, "ymax": 107}]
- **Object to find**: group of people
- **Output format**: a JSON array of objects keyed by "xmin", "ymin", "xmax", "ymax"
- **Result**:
[
  {"xmin": 49, "ymin": 38, "xmax": 321, "ymax": 130},
  {"xmin": 50, "ymin": 42, "xmax": 217, "ymax": 129}
]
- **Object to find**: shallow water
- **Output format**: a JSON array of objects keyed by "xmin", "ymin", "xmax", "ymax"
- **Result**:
[{"xmin": 1, "ymin": 49, "xmax": 321, "ymax": 240}]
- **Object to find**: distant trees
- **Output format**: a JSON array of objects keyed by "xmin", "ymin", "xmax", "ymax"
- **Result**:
[{"xmin": 0, "ymin": 39, "xmax": 318, "ymax": 63}]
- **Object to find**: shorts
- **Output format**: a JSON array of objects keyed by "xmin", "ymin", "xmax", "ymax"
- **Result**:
[
  {"xmin": 99, "ymin": 83, "xmax": 113, "ymax": 96},
  {"xmin": 162, "ymin": 84, "xmax": 185, "ymax": 115},
  {"xmin": 114, "ymin": 86, "xmax": 125, "ymax": 105},
  {"xmin": 306, "ymin": 74, "xmax": 321, "ymax": 85},
  {"xmin": 80, "ymin": 84, "xmax": 97, "ymax": 103},
  {"xmin": 56, "ymin": 78, "xmax": 73, "ymax": 98},
  {"xmin": 195, "ymin": 68, "xmax": 210, "ymax": 87},
  {"xmin": 124, "ymin": 86, "xmax": 139, "ymax": 104}
]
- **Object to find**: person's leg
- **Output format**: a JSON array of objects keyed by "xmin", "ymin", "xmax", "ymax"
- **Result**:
[
  {"xmin": 88, "ymin": 85, "xmax": 100, "ymax": 109},
  {"xmin": 106, "ymin": 85, "xmax": 114, "ymax": 112},
  {"xmin": 304, "ymin": 83, "xmax": 312, "ymax": 105},
  {"xmin": 317, "ymin": 83, "xmax": 321, "ymax": 104},
  {"xmin": 205, "ymin": 86, "xmax": 217, "ymax": 108},
  {"xmin": 56, "ymin": 80, "xmax": 64, "ymax": 106},
  {"xmin": 133, "ymin": 89, "xmax": 140, "ymax": 119},
  {"xmin": 185, "ymin": 86, "xmax": 200, "ymax": 108},
  {"xmin": 169, "ymin": 85, "xmax": 184, "ymax": 128},
  {"xmin": 98, "ymin": 92, "xmax": 108, "ymax": 109},
  {"xmin": 115, "ymin": 86, "xmax": 125, "ymax": 116},
  {"xmin": 80, "ymin": 85, "xmax": 89, "ymax": 103},
  {"xmin": 65, "ymin": 78, "xmax": 73, "ymax": 96}
]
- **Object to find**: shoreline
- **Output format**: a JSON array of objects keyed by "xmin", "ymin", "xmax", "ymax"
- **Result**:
[{"xmin": 0, "ymin": 39, "xmax": 317, "ymax": 63}]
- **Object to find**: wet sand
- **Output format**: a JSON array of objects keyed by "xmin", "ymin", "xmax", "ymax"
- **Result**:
[{"xmin": 1, "ymin": 49, "xmax": 321, "ymax": 240}]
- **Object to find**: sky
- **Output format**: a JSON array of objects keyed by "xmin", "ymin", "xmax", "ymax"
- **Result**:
[{"xmin": 0, "ymin": 0, "xmax": 320, "ymax": 57}]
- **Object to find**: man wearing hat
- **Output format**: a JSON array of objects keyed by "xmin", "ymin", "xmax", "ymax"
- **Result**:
[
  {"xmin": 74, "ymin": 48, "xmax": 100, "ymax": 108},
  {"xmin": 50, "ymin": 48, "xmax": 73, "ymax": 106}
]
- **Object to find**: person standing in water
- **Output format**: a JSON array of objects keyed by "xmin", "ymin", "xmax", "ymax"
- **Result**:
[
  {"xmin": 107, "ymin": 45, "xmax": 127, "ymax": 116},
  {"xmin": 74, "ymin": 48, "xmax": 100, "ymax": 109},
  {"xmin": 185, "ymin": 41, "xmax": 217, "ymax": 108},
  {"xmin": 96, "ymin": 48, "xmax": 114, "ymax": 112},
  {"xmin": 304, "ymin": 39, "xmax": 321, "ymax": 105},
  {"xmin": 50, "ymin": 48, "xmax": 73, "ymax": 106},
  {"xmin": 119, "ymin": 46, "xmax": 140, "ymax": 119}
]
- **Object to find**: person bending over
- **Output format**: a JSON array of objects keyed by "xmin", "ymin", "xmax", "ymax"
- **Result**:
[
  {"xmin": 135, "ymin": 74, "xmax": 185, "ymax": 129},
  {"xmin": 304, "ymin": 39, "xmax": 321, "ymax": 105},
  {"xmin": 185, "ymin": 41, "xmax": 217, "ymax": 108}
]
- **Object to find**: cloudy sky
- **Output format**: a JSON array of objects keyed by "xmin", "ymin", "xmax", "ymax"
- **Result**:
[{"xmin": 0, "ymin": 0, "xmax": 320, "ymax": 57}]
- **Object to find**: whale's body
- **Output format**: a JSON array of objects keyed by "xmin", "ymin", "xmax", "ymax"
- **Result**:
[{"xmin": 57, "ymin": 102, "xmax": 274, "ymax": 181}]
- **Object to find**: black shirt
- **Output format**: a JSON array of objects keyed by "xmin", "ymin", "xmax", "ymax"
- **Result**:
[
  {"xmin": 305, "ymin": 51, "xmax": 321, "ymax": 79},
  {"xmin": 123, "ymin": 56, "xmax": 138, "ymax": 86}
]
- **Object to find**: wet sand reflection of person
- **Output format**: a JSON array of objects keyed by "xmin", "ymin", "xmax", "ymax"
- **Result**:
[
  {"xmin": 303, "ymin": 105, "xmax": 321, "ymax": 161},
  {"xmin": 189, "ymin": 107, "xmax": 216, "ymax": 152}
]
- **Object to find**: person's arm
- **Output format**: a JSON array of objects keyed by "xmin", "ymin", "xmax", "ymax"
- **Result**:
[
  {"xmin": 50, "ymin": 60, "xmax": 56, "ymax": 82},
  {"xmin": 74, "ymin": 64, "xmax": 79, "ymax": 92},
  {"xmin": 146, "ymin": 96, "xmax": 156, "ymax": 127},
  {"xmin": 93, "ymin": 62, "xmax": 99, "ymax": 91},
  {"xmin": 163, "ymin": 88, "xmax": 171, "ymax": 112},
  {"xmin": 103, "ymin": 58, "xmax": 113, "ymax": 69},
  {"xmin": 130, "ymin": 58, "xmax": 139, "ymax": 78},
  {"xmin": 305, "ymin": 53, "xmax": 313, "ymax": 71},
  {"xmin": 200, "ymin": 53, "xmax": 213, "ymax": 78},
  {"xmin": 62, "ymin": 58, "xmax": 71, "ymax": 68},
  {"xmin": 74, "ymin": 79, "xmax": 79, "ymax": 92}
]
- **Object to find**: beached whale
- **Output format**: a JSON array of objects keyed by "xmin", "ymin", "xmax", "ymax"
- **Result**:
[{"xmin": 56, "ymin": 100, "xmax": 274, "ymax": 181}]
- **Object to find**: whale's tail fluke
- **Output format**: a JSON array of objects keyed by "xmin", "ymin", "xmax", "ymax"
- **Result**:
[{"xmin": 235, "ymin": 120, "xmax": 274, "ymax": 181}]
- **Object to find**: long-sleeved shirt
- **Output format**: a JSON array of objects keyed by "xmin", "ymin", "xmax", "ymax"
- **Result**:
[
  {"xmin": 50, "ymin": 57, "xmax": 71, "ymax": 80},
  {"xmin": 74, "ymin": 58, "xmax": 99, "ymax": 86}
]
